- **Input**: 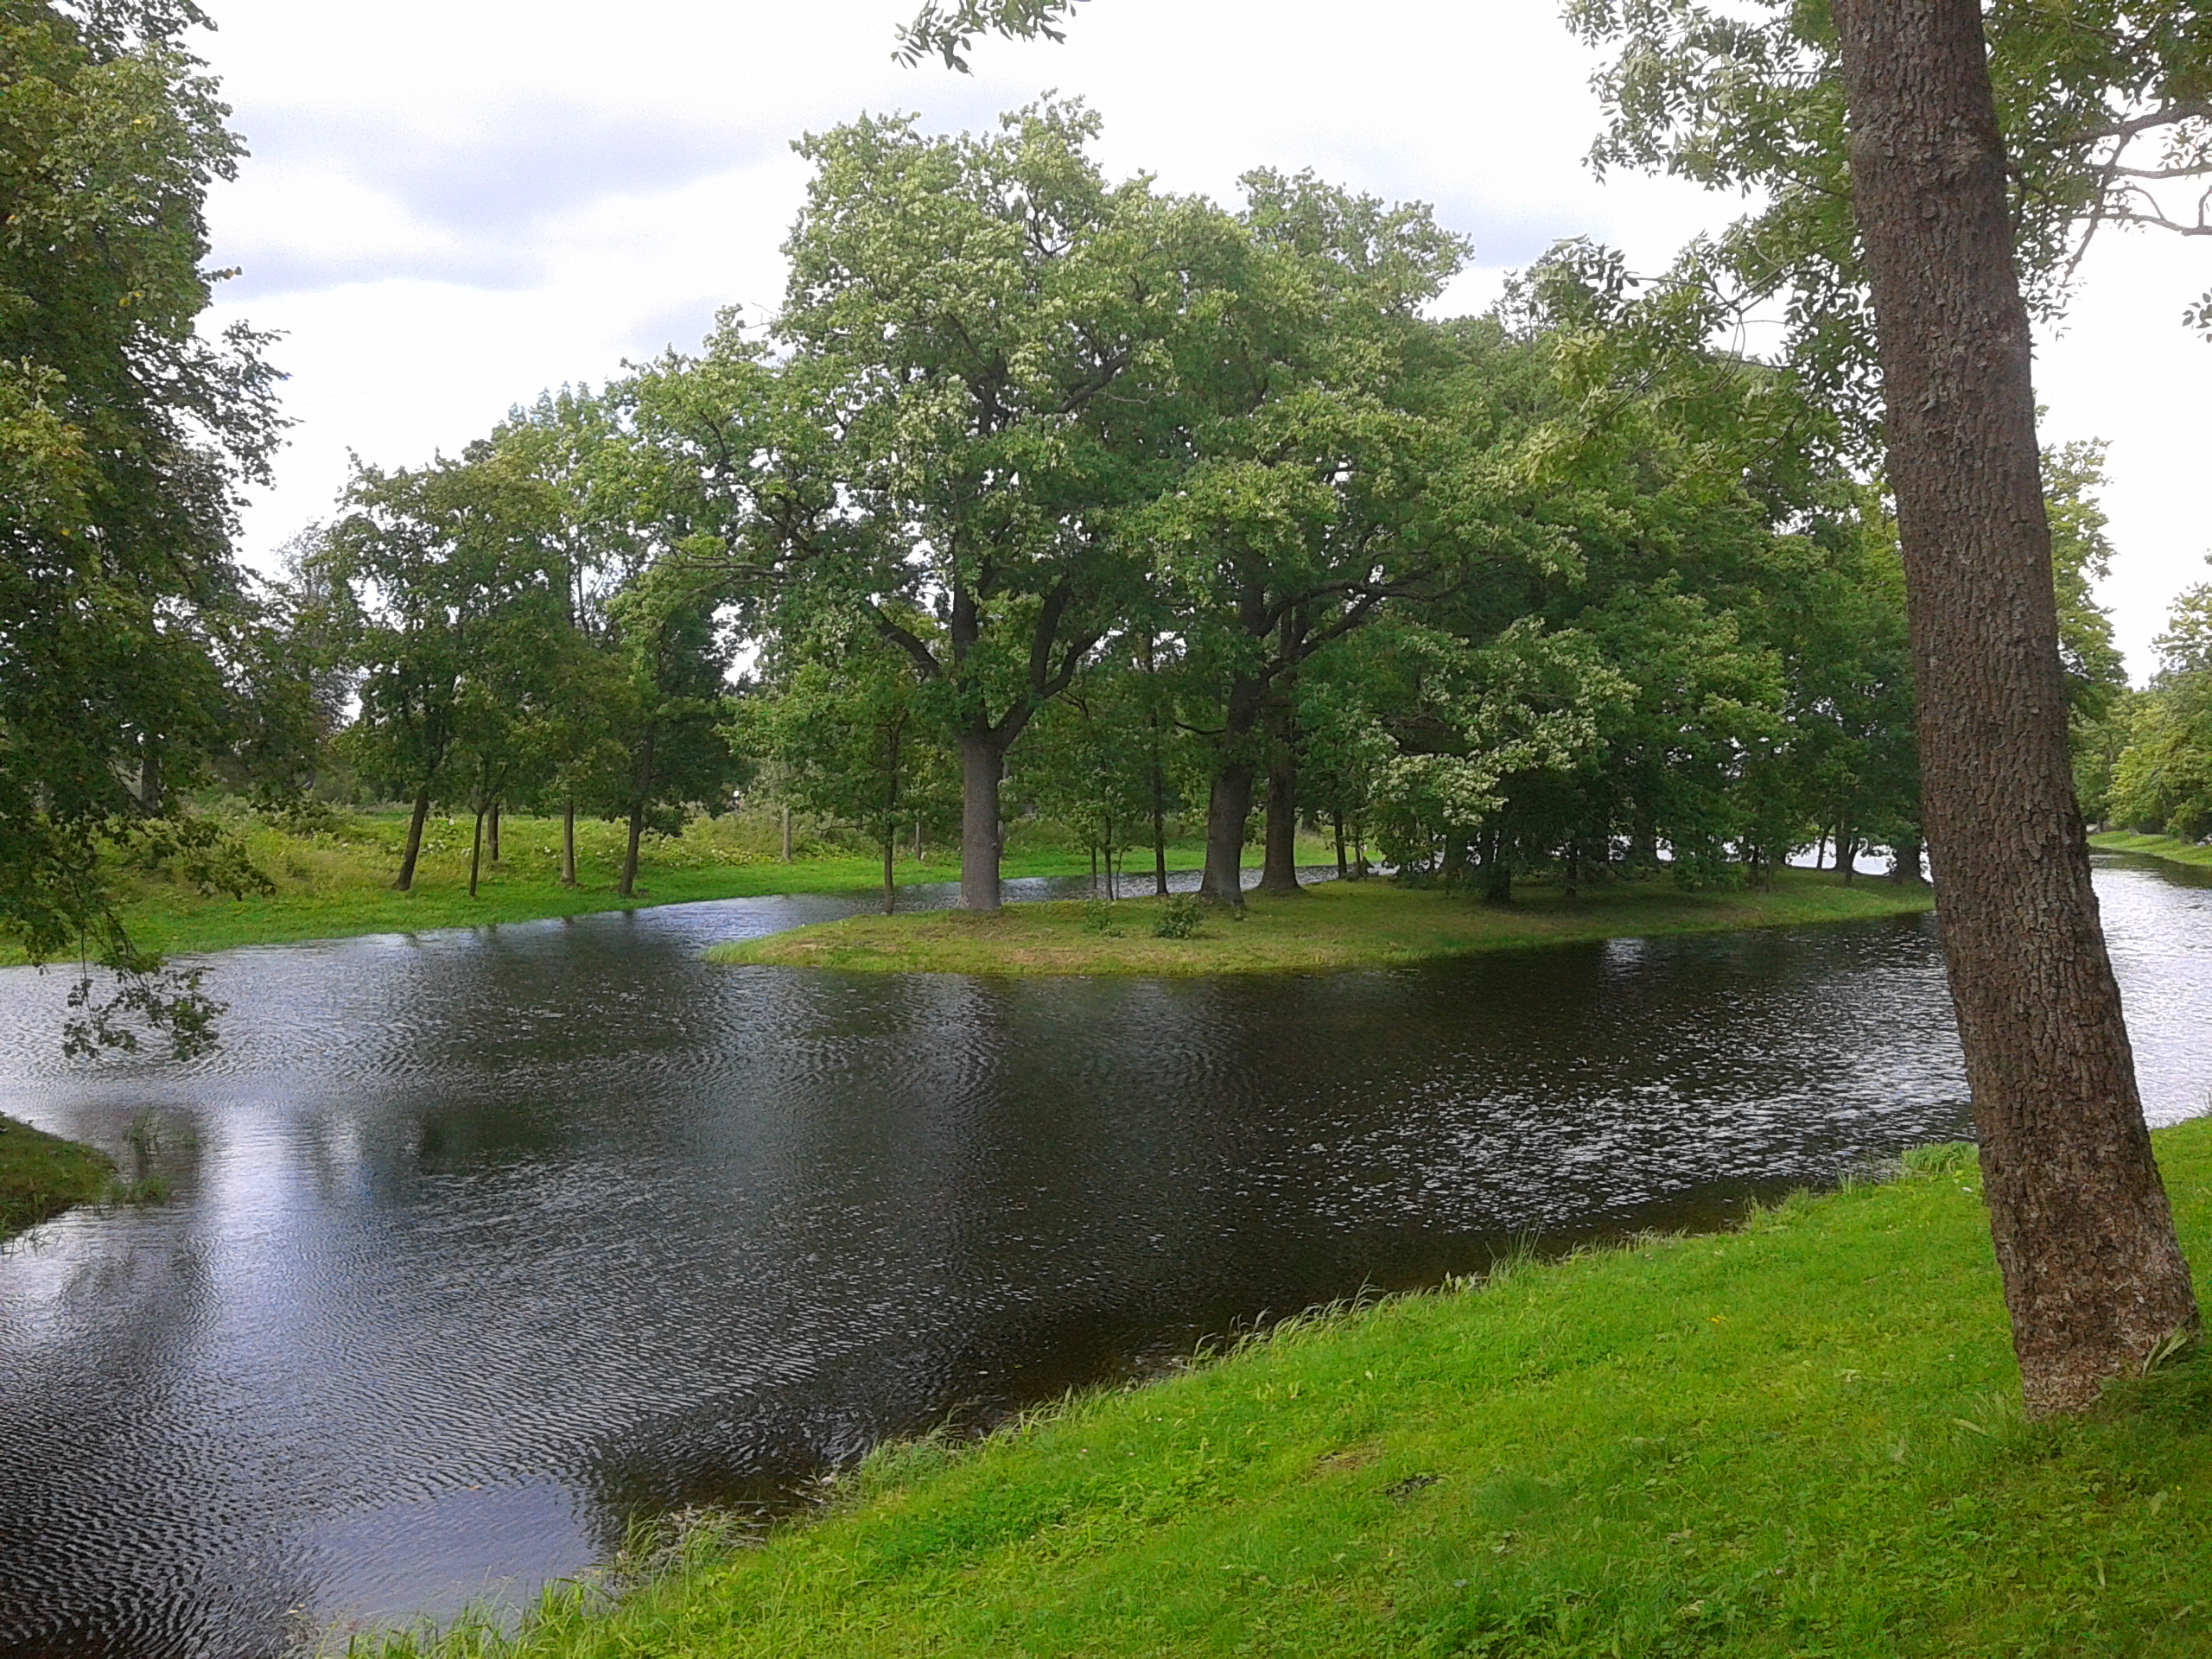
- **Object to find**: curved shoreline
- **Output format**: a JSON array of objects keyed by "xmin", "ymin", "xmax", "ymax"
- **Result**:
[
  {"xmin": 361, "ymin": 1120, "xmax": 2212, "ymax": 1656},
  {"xmin": 707, "ymin": 869, "xmax": 1936, "ymax": 976},
  {"xmin": 2091, "ymin": 830, "xmax": 2212, "ymax": 872},
  {"xmin": 0, "ymin": 1115, "xmax": 113, "ymax": 1242}
]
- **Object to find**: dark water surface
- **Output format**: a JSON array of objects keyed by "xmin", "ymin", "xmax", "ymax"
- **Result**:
[{"xmin": 2, "ymin": 855, "xmax": 2208, "ymax": 1655}]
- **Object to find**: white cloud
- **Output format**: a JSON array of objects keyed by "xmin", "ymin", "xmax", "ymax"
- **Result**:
[{"xmin": 197, "ymin": 0, "xmax": 2209, "ymax": 675}]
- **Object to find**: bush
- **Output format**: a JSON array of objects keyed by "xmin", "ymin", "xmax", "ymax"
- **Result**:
[
  {"xmin": 1152, "ymin": 896, "xmax": 1204, "ymax": 939},
  {"xmin": 1080, "ymin": 900, "xmax": 1120, "ymax": 937}
]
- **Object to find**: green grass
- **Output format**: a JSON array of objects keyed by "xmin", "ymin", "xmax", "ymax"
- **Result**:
[
  {"xmin": 2092, "ymin": 830, "xmax": 2212, "ymax": 870},
  {"xmin": 707, "ymin": 868, "xmax": 1936, "ymax": 976},
  {"xmin": 0, "ymin": 1115, "xmax": 114, "ymax": 1241},
  {"xmin": 360, "ymin": 1122, "xmax": 2212, "ymax": 1659},
  {"xmin": 0, "ymin": 810, "xmax": 1223, "ymax": 963}
]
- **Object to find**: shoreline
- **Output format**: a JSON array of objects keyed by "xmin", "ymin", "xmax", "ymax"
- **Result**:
[
  {"xmin": 0, "ymin": 1116, "xmax": 115, "ymax": 1243},
  {"xmin": 361, "ymin": 1119, "xmax": 2212, "ymax": 1657},
  {"xmin": 708, "ymin": 868, "xmax": 1937, "ymax": 976},
  {"xmin": 2091, "ymin": 830, "xmax": 2212, "ymax": 872}
]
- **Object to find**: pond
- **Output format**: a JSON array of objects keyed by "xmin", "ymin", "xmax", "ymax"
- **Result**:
[{"xmin": 1, "ymin": 855, "xmax": 2207, "ymax": 1656}]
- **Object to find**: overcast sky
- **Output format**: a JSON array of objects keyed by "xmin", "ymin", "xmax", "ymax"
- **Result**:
[{"xmin": 195, "ymin": 0, "xmax": 2211, "ymax": 677}]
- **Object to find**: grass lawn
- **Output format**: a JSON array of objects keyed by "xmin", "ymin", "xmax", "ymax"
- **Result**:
[
  {"xmin": 0, "ymin": 810, "xmax": 1225, "ymax": 963},
  {"xmin": 2091, "ymin": 830, "xmax": 2212, "ymax": 871},
  {"xmin": 0, "ymin": 1115, "xmax": 113, "ymax": 1241},
  {"xmin": 707, "ymin": 868, "xmax": 1936, "ymax": 976},
  {"xmin": 367, "ymin": 1121, "xmax": 2212, "ymax": 1658}
]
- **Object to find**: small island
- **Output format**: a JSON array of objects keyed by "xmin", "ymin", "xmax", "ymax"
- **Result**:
[{"xmin": 708, "ymin": 868, "xmax": 1934, "ymax": 976}]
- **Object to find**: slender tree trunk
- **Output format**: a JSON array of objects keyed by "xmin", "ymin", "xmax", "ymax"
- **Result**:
[
  {"xmin": 1152, "ymin": 770, "xmax": 1170, "ymax": 896},
  {"xmin": 620, "ymin": 728, "xmax": 655, "ymax": 899},
  {"xmin": 780, "ymin": 802, "xmax": 792, "ymax": 862},
  {"xmin": 620, "ymin": 801, "xmax": 645, "ymax": 899},
  {"xmin": 394, "ymin": 786, "xmax": 433, "ymax": 892},
  {"xmin": 882, "ymin": 834, "xmax": 897, "ymax": 916},
  {"xmin": 1334, "ymin": 810, "xmax": 1349, "ymax": 880},
  {"xmin": 468, "ymin": 805, "xmax": 486, "ymax": 899},
  {"xmin": 958, "ymin": 728, "xmax": 1005, "ymax": 912},
  {"xmin": 1814, "ymin": 830, "xmax": 1827, "ymax": 871},
  {"xmin": 913, "ymin": 817, "xmax": 924, "ymax": 861},
  {"xmin": 487, "ymin": 801, "xmax": 501, "ymax": 865},
  {"xmin": 137, "ymin": 740, "xmax": 162, "ymax": 817},
  {"xmin": 1834, "ymin": 0, "xmax": 2197, "ymax": 1413},
  {"xmin": 1836, "ymin": 822, "xmax": 1856, "ymax": 886},
  {"xmin": 561, "ymin": 797, "xmax": 577, "ymax": 887},
  {"xmin": 1353, "ymin": 819, "xmax": 1367, "ymax": 880}
]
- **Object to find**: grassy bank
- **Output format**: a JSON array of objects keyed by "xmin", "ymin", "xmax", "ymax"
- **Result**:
[
  {"xmin": 2091, "ymin": 830, "xmax": 2212, "ymax": 871},
  {"xmin": 0, "ymin": 810, "xmax": 1224, "ymax": 963},
  {"xmin": 371, "ymin": 1121, "xmax": 2212, "ymax": 1658},
  {"xmin": 0, "ymin": 1116, "xmax": 113, "ymax": 1241},
  {"xmin": 708, "ymin": 868, "xmax": 1935, "ymax": 976}
]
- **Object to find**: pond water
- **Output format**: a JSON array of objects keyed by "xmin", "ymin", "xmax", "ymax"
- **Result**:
[{"xmin": 1, "ymin": 855, "xmax": 2207, "ymax": 1656}]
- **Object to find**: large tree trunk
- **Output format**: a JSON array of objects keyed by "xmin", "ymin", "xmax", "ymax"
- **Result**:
[
  {"xmin": 1198, "ymin": 762, "xmax": 1255, "ymax": 906},
  {"xmin": 394, "ymin": 786, "xmax": 432, "ymax": 892},
  {"xmin": 958, "ymin": 728, "xmax": 1004, "ymax": 912},
  {"xmin": 1835, "ymin": 821, "xmax": 1856, "ymax": 886},
  {"xmin": 1258, "ymin": 735, "xmax": 1301, "ymax": 896},
  {"xmin": 561, "ymin": 798, "xmax": 578, "ymax": 887},
  {"xmin": 1198, "ymin": 672, "xmax": 1265, "ymax": 905},
  {"xmin": 1893, "ymin": 836, "xmax": 1924, "ymax": 885},
  {"xmin": 1834, "ymin": 0, "xmax": 2197, "ymax": 1414}
]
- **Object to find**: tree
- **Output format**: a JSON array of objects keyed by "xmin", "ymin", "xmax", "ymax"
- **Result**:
[
  {"xmin": 596, "ymin": 558, "xmax": 743, "ymax": 899},
  {"xmin": 1147, "ymin": 174, "xmax": 1476, "ymax": 905},
  {"xmin": 742, "ymin": 626, "xmax": 950, "ymax": 914},
  {"xmin": 671, "ymin": 105, "xmax": 1217, "ymax": 912},
  {"xmin": 1567, "ymin": 0, "xmax": 2202, "ymax": 1409},
  {"xmin": 320, "ymin": 449, "xmax": 566, "ymax": 891},
  {"xmin": 1, "ymin": 0, "xmax": 283, "ymax": 1055}
]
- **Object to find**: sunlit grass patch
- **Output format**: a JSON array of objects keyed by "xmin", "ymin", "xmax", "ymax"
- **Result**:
[
  {"xmin": 2092, "ymin": 830, "xmax": 2212, "ymax": 870},
  {"xmin": 353, "ymin": 1118, "xmax": 2212, "ymax": 1658}
]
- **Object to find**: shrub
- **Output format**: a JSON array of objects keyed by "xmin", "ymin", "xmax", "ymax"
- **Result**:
[{"xmin": 1152, "ymin": 897, "xmax": 1204, "ymax": 939}]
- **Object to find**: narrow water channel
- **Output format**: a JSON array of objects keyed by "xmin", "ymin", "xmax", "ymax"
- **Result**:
[{"xmin": 1, "ymin": 855, "xmax": 2206, "ymax": 1656}]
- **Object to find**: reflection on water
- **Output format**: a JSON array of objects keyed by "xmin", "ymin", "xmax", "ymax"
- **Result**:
[{"xmin": 0, "ymin": 857, "xmax": 2207, "ymax": 1656}]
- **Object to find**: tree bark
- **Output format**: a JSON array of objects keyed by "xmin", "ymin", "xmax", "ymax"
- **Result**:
[
  {"xmin": 1334, "ymin": 810, "xmax": 1349, "ymax": 880},
  {"xmin": 959, "ymin": 729, "xmax": 1005, "ymax": 912},
  {"xmin": 882, "ymin": 834, "xmax": 898, "ymax": 916},
  {"xmin": 394, "ymin": 786, "xmax": 432, "ymax": 892},
  {"xmin": 1893, "ymin": 836, "xmax": 1924, "ymax": 885},
  {"xmin": 1836, "ymin": 822, "xmax": 1856, "ymax": 886},
  {"xmin": 468, "ymin": 805, "xmax": 486, "ymax": 899},
  {"xmin": 1833, "ymin": 0, "xmax": 2197, "ymax": 1414},
  {"xmin": 1198, "ymin": 761, "xmax": 1255, "ymax": 907},
  {"xmin": 620, "ymin": 727, "xmax": 655, "ymax": 899},
  {"xmin": 561, "ymin": 798, "xmax": 578, "ymax": 887},
  {"xmin": 620, "ymin": 800, "xmax": 645, "ymax": 899},
  {"xmin": 1198, "ymin": 671, "xmax": 1266, "ymax": 905},
  {"xmin": 1258, "ymin": 741, "xmax": 1301, "ymax": 895},
  {"xmin": 137, "ymin": 740, "xmax": 162, "ymax": 817}
]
